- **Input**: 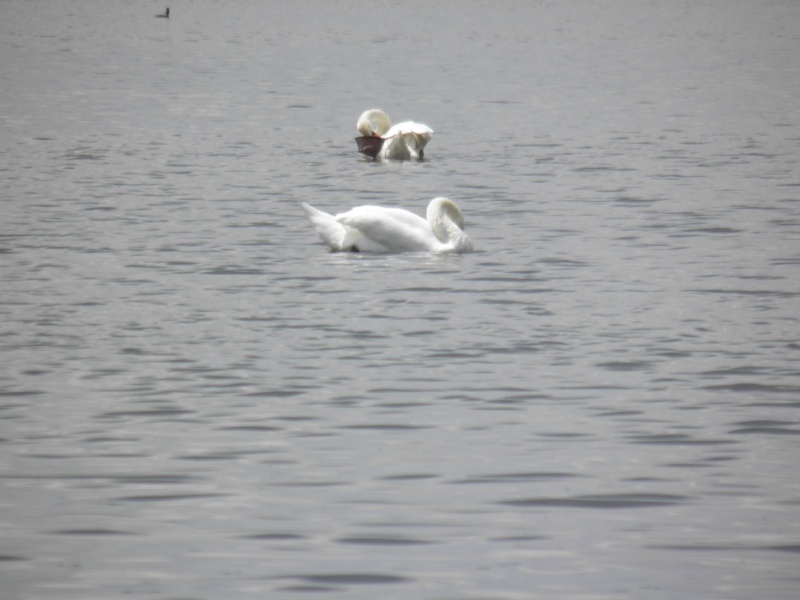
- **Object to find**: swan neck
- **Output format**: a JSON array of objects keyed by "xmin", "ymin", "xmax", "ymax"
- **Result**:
[
  {"xmin": 359, "ymin": 109, "xmax": 392, "ymax": 137},
  {"xmin": 427, "ymin": 198, "xmax": 470, "ymax": 251}
]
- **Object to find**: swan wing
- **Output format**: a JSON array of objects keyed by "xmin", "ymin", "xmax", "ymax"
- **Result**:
[
  {"xmin": 372, "ymin": 206, "xmax": 430, "ymax": 230},
  {"xmin": 388, "ymin": 121, "xmax": 433, "ymax": 153},
  {"xmin": 388, "ymin": 121, "xmax": 433, "ymax": 136},
  {"xmin": 337, "ymin": 206, "xmax": 438, "ymax": 253}
]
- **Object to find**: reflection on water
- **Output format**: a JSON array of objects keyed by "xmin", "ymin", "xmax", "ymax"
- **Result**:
[{"xmin": 2, "ymin": 0, "xmax": 800, "ymax": 598}]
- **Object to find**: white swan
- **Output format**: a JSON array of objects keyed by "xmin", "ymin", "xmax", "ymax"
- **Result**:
[
  {"xmin": 300, "ymin": 197, "xmax": 473, "ymax": 254},
  {"xmin": 355, "ymin": 109, "xmax": 433, "ymax": 160}
]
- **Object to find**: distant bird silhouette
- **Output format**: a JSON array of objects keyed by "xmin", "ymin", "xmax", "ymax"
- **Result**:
[{"xmin": 156, "ymin": 8, "xmax": 169, "ymax": 18}]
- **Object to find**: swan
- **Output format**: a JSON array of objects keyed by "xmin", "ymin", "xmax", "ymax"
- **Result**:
[
  {"xmin": 355, "ymin": 109, "xmax": 432, "ymax": 160},
  {"xmin": 300, "ymin": 197, "xmax": 473, "ymax": 254},
  {"xmin": 156, "ymin": 8, "xmax": 169, "ymax": 18}
]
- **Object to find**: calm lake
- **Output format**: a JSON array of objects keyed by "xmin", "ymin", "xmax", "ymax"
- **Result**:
[{"xmin": 1, "ymin": 1, "xmax": 799, "ymax": 598}]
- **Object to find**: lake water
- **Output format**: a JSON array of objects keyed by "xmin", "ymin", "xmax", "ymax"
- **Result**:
[{"xmin": 2, "ymin": 0, "xmax": 800, "ymax": 598}]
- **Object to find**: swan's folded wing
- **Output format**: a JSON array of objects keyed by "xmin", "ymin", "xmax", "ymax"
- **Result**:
[
  {"xmin": 389, "ymin": 121, "xmax": 433, "ymax": 152},
  {"xmin": 390, "ymin": 121, "xmax": 433, "ymax": 136},
  {"xmin": 337, "ymin": 206, "xmax": 435, "ymax": 253},
  {"xmin": 372, "ymin": 207, "xmax": 431, "ymax": 233}
]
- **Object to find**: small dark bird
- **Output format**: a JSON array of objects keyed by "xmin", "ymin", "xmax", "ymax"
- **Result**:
[{"xmin": 157, "ymin": 8, "xmax": 170, "ymax": 18}]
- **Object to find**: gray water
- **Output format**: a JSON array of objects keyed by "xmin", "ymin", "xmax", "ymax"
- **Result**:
[{"xmin": 2, "ymin": 1, "xmax": 800, "ymax": 598}]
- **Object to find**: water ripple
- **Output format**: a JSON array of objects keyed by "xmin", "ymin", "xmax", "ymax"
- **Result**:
[{"xmin": 501, "ymin": 493, "xmax": 692, "ymax": 509}]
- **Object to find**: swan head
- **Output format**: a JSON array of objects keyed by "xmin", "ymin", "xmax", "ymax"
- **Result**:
[{"xmin": 357, "ymin": 109, "xmax": 392, "ymax": 138}]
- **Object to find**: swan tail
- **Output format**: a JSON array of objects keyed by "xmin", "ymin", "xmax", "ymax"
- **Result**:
[{"xmin": 300, "ymin": 202, "xmax": 346, "ymax": 250}]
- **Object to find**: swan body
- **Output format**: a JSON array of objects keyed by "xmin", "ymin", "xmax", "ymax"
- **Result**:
[
  {"xmin": 300, "ymin": 198, "xmax": 472, "ymax": 254},
  {"xmin": 355, "ymin": 109, "xmax": 432, "ymax": 160},
  {"xmin": 156, "ymin": 8, "xmax": 169, "ymax": 18}
]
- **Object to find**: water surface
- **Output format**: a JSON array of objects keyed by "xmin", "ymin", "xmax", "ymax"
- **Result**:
[{"xmin": 2, "ymin": 1, "xmax": 800, "ymax": 598}]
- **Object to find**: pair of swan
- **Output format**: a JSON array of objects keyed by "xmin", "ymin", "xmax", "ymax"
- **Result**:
[
  {"xmin": 301, "ymin": 110, "xmax": 471, "ymax": 254},
  {"xmin": 355, "ymin": 109, "xmax": 432, "ymax": 160}
]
